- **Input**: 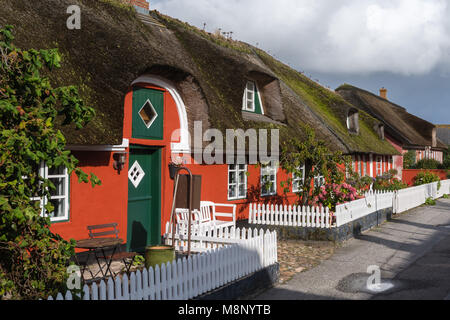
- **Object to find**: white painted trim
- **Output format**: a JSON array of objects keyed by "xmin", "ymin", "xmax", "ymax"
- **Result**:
[
  {"xmin": 132, "ymin": 75, "xmax": 191, "ymax": 154},
  {"xmin": 370, "ymin": 154, "xmax": 374, "ymax": 177},
  {"xmin": 66, "ymin": 139, "xmax": 129, "ymax": 152}
]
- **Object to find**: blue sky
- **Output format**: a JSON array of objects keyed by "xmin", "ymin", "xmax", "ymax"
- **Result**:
[{"xmin": 151, "ymin": 0, "xmax": 450, "ymax": 124}]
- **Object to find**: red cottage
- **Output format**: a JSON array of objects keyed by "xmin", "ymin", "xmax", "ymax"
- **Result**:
[
  {"xmin": 337, "ymin": 85, "xmax": 447, "ymax": 179},
  {"xmin": 3, "ymin": 0, "xmax": 399, "ymax": 253}
]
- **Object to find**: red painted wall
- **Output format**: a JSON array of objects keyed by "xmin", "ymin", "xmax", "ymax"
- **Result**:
[
  {"xmin": 49, "ymin": 151, "xmax": 128, "ymax": 245},
  {"xmin": 402, "ymin": 169, "xmax": 448, "ymax": 186}
]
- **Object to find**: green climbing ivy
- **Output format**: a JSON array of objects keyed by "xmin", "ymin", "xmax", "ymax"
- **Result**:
[{"xmin": 0, "ymin": 25, "xmax": 101, "ymax": 299}]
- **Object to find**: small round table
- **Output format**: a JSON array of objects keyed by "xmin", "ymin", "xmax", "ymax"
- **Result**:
[{"xmin": 76, "ymin": 238, "xmax": 124, "ymax": 281}]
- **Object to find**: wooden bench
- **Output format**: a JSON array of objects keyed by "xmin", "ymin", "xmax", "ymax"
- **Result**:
[{"xmin": 87, "ymin": 223, "xmax": 137, "ymax": 274}]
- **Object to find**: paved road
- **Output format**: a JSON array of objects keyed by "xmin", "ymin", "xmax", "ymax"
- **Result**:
[{"xmin": 255, "ymin": 198, "xmax": 450, "ymax": 300}]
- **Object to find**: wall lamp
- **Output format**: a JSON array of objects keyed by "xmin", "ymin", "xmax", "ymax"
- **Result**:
[{"xmin": 113, "ymin": 151, "xmax": 128, "ymax": 173}]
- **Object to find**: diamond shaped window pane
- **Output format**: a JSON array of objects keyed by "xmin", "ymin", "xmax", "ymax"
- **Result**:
[
  {"xmin": 139, "ymin": 99, "xmax": 158, "ymax": 128},
  {"xmin": 128, "ymin": 161, "xmax": 145, "ymax": 188}
]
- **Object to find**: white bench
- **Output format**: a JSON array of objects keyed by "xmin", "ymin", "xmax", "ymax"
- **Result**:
[{"xmin": 175, "ymin": 201, "xmax": 236, "ymax": 234}]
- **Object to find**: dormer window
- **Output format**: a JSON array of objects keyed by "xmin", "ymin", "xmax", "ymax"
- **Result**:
[
  {"xmin": 242, "ymin": 81, "xmax": 264, "ymax": 114},
  {"xmin": 347, "ymin": 109, "xmax": 359, "ymax": 134},
  {"xmin": 378, "ymin": 124, "xmax": 385, "ymax": 140},
  {"xmin": 243, "ymin": 81, "xmax": 255, "ymax": 112}
]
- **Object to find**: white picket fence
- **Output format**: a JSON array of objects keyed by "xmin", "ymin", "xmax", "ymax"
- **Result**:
[
  {"xmin": 163, "ymin": 222, "xmax": 277, "ymax": 256},
  {"xmin": 335, "ymin": 190, "xmax": 394, "ymax": 227},
  {"xmin": 436, "ymin": 179, "xmax": 450, "ymax": 199},
  {"xmin": 248, "ymin": 180, "xmax": 450, "ymax": 228},
  {"xmin": 48, "ymin": 227, "xmax": 277, "ymax": 301},
  {"xmin": 248, "ymin": 203, "xmax": 332, "ymax": 228},
  {"xmin": 394, "ymin": 179, "xmax": 450, "ymax": 213}
]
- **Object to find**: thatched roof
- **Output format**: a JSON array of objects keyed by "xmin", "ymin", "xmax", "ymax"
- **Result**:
[
  {"xmin": 336, "ymin": 84, "xmax": 447, "ymax": 150},
  {"xmin": 436, "ymin": 125, "xmax": 450, "ymax": 146},
  {"xmin": 1, "ymin": 0, "xmax": 398, "ymax": 155}
]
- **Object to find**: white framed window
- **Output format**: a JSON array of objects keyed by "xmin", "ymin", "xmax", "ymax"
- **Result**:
[
  {"xmin": 242, "ymin": 81, "xmax": 256, "ymax": 112},
  {"xmin": 30, "ymin": 162, "xmax": 70, "ymax": 222},
  {"xmin": 261, "ymin": 163, "xmax": 277, "ymax": 196},
  {"xmin": 357, "ymin": 156, "xmax": 362, "ymax": 176},
  {"xmin": 376, "ymin": 156, "xmax": 383, "ymax": 176},
  {"xmin": 292, "ymin": 165, "xmax": 305, "ymax": 193},
  {"xmin": 314, "ymin": 174, "xmax": 325, "ymax": 188},
  {"xmin": 362, "ymin": 155, "xmax": 367, "ymax": 176},
  {"xmin": 228, "ymin": 164, "xmax": 247, "ymax": 200}
]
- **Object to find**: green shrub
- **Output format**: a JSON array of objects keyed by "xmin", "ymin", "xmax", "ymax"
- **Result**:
[
  {"xmin": 413, "ymin": 171, "xmax": 441, "ymax": 186},
  {"xmin": 0, "ymin": 26, "xmax": 100, "ymax": 300},
  {"xmin": 373, "ymin": 169, "xmax": 407, "ymax": 191},
  {"xmin": 425, "ymin": 197, "xmax": 436, "ymax": 206},
  {"xmin": 403, "ymin": 150, "xmax": 416, "ymax": 169},
  {"xmin": 413, "ymin": 159, "xmax": 441, "ymax": 170}
]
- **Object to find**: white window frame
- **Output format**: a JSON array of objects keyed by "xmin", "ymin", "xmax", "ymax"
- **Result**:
[
  {"xmin": 261, "ymin": 163, "xmax": 277, "ymax": 197},
  {"xmin": 242, "ymin": 81, "xmax": 256, "ymax": 112},
  {"xmin": 227, "ymin": 164, "xmax": 247, "ymax": 200},
  {"xmin": 292, "ymin": 165, "xmax": 305, "ymax": 193},
  {"xmin": 357, "ymin": 155, "xmax": 362, "ymax": 176},
  {"xmin": 362, "ymin": 155, "xmax": 367, "ymax": 177},
  {"xmin": 30, "ymin": 162, "xmax": 70, "ymax": 222},
  {"xmin": 376, "ymin": 156, "xmax": 383, "ymax": 176},
  {"xmin": 314, "ymin": 174, "xmax": 325, "ymax": 189}
]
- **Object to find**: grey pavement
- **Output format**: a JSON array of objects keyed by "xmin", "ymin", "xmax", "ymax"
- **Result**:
[{"xmin": 255, "ymin": 198, "xmax": 450, "ymax": 300}]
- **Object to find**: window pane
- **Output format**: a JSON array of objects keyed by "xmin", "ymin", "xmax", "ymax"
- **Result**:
[
  {"xmin": 229, "ymin": 171, "xmax": 236, "ymax": 184},
  {"xmin": 49, "ymin": 178, "xmax": 65, "ymax": 197},
  {"xmin": 48, "ymin": 166, "xmax": 65, "ymax": 176},
  {"xmin": 239, "ymin": 171, "xmax": 245, "ymax": 183},
  {"xmin": 48, "ymin": 198, "xmax": 65, "ymax": 218},
  {"xmin": 239, "ymin": 183, "xmax": 246, "ymax": 197},
  {"xmin": 228, "ymin": 185, "xmax": 236, "ymax": 199}
]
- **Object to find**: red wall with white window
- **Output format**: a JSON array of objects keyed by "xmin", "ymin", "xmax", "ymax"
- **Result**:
[{"xmin": 49, "ymin": 151, "xmax": 128, "ymax": 244}]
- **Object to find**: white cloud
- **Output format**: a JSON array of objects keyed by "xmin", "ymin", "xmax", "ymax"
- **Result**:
[{"xmin": 153, "ymin": 0, "xmax": 450, "ymax": 75}]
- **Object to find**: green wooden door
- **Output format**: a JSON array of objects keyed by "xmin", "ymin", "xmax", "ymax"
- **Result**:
[
  {"xmin": 127, "ymin": 147, "xmax": 161, "ymax": 252},
  {"xmin": 132, "ymin": 87, "xmax": 164, "ymax": 140}
]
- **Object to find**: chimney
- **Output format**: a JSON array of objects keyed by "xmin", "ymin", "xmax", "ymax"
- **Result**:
[
  {"xmin": 379, "ymin": 87, "xmax": 387, "ymax": 99},
  {"xmin": 432, "ymin": 128, "xmax": 437, "ymax": 147}
]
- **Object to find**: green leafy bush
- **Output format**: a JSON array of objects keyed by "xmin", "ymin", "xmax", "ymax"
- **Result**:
[
  {"xmin": 280, "ymin": 125, "xmax": 349, "ymax": 206},
  {"xmin": 403, "ymin": 150, "xmax": 416, "ymax": 169},
  {"xmin": 346, "ymin": 171, "xmax": 374, "ymax": 194},
  {"xmin": 373, "ymin": 170, "xmax": 407, "ymax": 191},
  {"xmin": 413, "ymin": 159, "xmax": 442, "ymax": 170},
  {"xmin": 425, "ymin": 197, "xmax": 436, "ymax": 206},
  {"xmin": 413, "ymin": 171, "xmax": 441, "ymax": 186},
  {"xmin": 0, "ymin": 26, "xmax": 100, "ymax": 299}
]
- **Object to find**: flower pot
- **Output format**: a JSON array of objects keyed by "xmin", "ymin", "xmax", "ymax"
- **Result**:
[{"xmin": 144, "ymin": 245, "xmax": 175, "ymax": 270}]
